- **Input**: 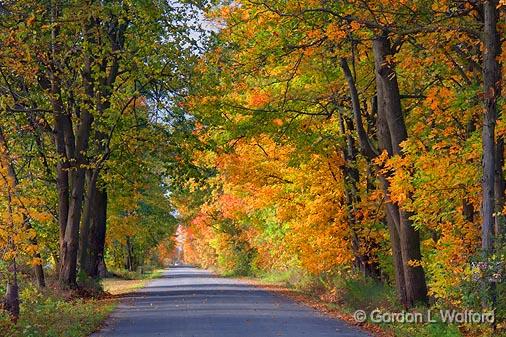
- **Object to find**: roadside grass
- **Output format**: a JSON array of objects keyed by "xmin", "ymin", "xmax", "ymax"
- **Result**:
[
  {"xmin": 0, "ymin": 283, "xmax": 115, "ymax": 337},
  {"xmin": 235, "ymin": 270, "xmax": 501, "ymax": 337},
  {"xmin": 0, "ymin": 268, "xmax": 164, "ymax": 337},
  {"xmin": 101, "ymin": 268, "xmax": 163, "ymax": 295}
]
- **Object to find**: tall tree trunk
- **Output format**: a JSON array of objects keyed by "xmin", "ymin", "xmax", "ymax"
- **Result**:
[
  {"xmin": 340, "ymin": 58, "xmax": 377, "ymax": 159},
  {"xmin": 53, "ymin": 110, "xmax": 70, "ymax": 255},
  {"xmin": 79, "ymin": 169, "xmax": 96, "ymax": 276},
  {"xmin": 59, "ymin": 110, "xmax": 92, "ymax": 287},
  {"xmin": 89, "ymin": 185, "xmax": 108, "ymax": 277},
  {"xmin": 481, "ymin": 0, "xmax": 499, "ymax": 259},
  {"xmin": 338, "ymin": 58, "xmax": 381, "ymax": 279},
  {"xmin": 495, "ymin": 139, "xmax": 505, "ymax": 240},
  {"xmin": 126, "ymin": 237, "xmax": 134, "ymax": 272},
  {"xmin": 481, "ymin": 0, "xmax": 501, "ymax": 307},
  {"xmin": 376, "ymin": 77, "xmax": 408, "ymax": 306},
  {"xmin": 80, "ymin": 171, "xmax": 108, "ymax": 278},
  {"xmin": 336, "ymin": 107, "xmax": 381, "ymax": 279},
  {"xmin": 373, "ymin": 36, "xmax": 428, "ymax": 307}
]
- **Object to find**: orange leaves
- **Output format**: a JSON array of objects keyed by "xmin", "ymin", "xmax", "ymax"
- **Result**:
[
  {"xmin": 26, "ymin": 15, "xmax": 36, "ymax": 26},
  {"xmin": 248, "ymin": 88, "xmax": 271, "ymax": 108},
  {"xmin": 219, "ymin": 194, "xmax": 246, "ymax": 219},
  {"xmin": 272, "ymin": 118, "xmax": 284, "ymax": 126},
  {"xmin": 350, "ymin": 21, "xmax": 361, "ymax": 31},
  {"xmin": 183, "ymin": 132, "xmax": 387, "ymax": 275},
  {"xmin": 425, "ymin": 86, "xmax": 455, "ymax": 113},
  {"xmin": 325, "ymin": 23, "xmax": 346, "ymax": 42}
]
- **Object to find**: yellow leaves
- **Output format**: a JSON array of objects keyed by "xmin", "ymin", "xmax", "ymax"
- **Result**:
[
  {"xmin": 325, "ymin": 23, "xmax": 346, "ymax": 42},
  {"xmin": 30, "ymin": 257, "xmax": 43, "ymax": 267},
  {"xmin": 183, "ymin": 132, "xmax": 387, "ymax": 276},
  {"xmin": 496, "ymin": 117, "xmax": 506, "ymax": 138},
  {"xmin": 424, "ymin": 86, "xmax": 455, "ymax": 113},
  {"xmin": 373, "ymin": 149, "xmax": 389, "ymax": 167},
  {"xmin": 26, "ymin": 15, "xmax": 36, "ymax": 26},
  {"xmin": 219, "ymin": 5, "xmax": 231, "ymax": 19}
]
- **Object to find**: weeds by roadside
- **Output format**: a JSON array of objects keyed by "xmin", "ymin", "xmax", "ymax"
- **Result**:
[{"xmin": 0, "ymin": 268, "xmax": 163, "ymax": 337}]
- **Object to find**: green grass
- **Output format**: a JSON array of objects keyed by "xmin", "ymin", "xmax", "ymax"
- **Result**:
[
  {"xmin": 0, "ymin": 267, "xmax": 164, "ymax": 337},
  {"xmin": 0, "ymin": 286, "xmax": 115, "ymax": 337},
  {"xmin": 107, "ymin": 266, "xmax": 163, "ymax": 280},
  {"xmin": 101, "ymin": 268, "xmax": 163, "ymax": 295}
]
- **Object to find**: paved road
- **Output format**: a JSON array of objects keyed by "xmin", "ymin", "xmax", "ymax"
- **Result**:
[{"xmin": 91, "ymin": 266, "xmax": 372, "ymax": 337}]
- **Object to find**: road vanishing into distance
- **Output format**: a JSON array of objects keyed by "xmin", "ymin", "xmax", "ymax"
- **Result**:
[{"xmin": 91, "ymin": 266, "xmax": 372, "ymax": 337}]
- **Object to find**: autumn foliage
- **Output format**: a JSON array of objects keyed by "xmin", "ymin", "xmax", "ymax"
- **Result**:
[{"xmin": 177, "ymin": 0, "xmax": 505, "ymax": 335}]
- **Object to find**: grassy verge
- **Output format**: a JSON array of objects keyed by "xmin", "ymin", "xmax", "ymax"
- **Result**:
[
  {"xmin": 0, "ymin": 286, "xmax": 116, "ymax": 337},
  {"xmin": 101, "ymin": 268, "xmax": 163, "ymax": 295},
  {"xmin": 0, "ymin": 268, "xmax": 164, "ymax": 337}
]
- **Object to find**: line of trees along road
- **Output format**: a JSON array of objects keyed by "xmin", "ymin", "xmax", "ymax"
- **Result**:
[
  {"xmin": 177, "ymin": 0, "xmax": 505, "ymax": 323},
  {"xmin": 0, "ymin": 0, "xmax": 504, "ymax": 334},
  {"xmin": 0, "ymin": 0, "xmax": 204, "ymax": 320}
]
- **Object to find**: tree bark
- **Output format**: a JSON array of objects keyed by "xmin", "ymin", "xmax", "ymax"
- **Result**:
[
  {"xmin": 495, "ymin": 138, "xmax": 505, "ymax": 239},
  {"xmin": 373, "ymin": 35, "xmax": 428, "ymax": 307},
  {"xmin": 80, "ymin": 171, "xmax": 108, "ymax": 278},
  {"xmin": 90, "ymin": 186, "xmax": 108, "ymax": 277},
  {"xmin": 481, "ymin": 0, "xmax": 499, "ymax": 258},
  {"xmin": 79, "ymin": 169, "xmax": 96, "ymax": 276},
  {"xmin": 126, "ymin": 236, "xmax": 134, "ymax": 272},
  {"xmin": 480, "ymin": 0, "xmax": 502, "ymax": 308},
  {"xmin": 59, "ymin": 108, "xmax": 92, "ymax": 287},
  {"xmin": 375, "ymin": 76, "xmax": 408, "ymax": 305},
  {"xmin": 340, "ymin": 58, "xmax": 377, "ymax": 159},
  {"xmin": 53, "ymin": 109, "xmax": 71, "ymax": 254},
  {"xmin": 3, "ymin": 263, "xmax": 19, "ymax": 322}
]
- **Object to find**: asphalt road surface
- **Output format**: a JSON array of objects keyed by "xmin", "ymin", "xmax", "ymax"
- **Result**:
[{"xmin": 91, "ymin": 266, "xmax": 372, "ymax": 337}]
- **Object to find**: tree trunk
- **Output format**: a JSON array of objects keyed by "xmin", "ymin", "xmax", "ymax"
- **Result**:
[
  {"xmin": 79, "ymin": 169, "xmax": 96, "ymax": 276},
  {"xmin": 480, "ymin": 0, "xmax": 501, "ymax": 308},
  {"xmin": 336, "ymin": 107, "xmax": 381, "ymax": 279},
  {"xmin": 337, "ymin": 59, "xmax": 381, "ymax": 279},
  {"xmin": 385, "ymin": 201, "xmax": 407, "ymax": 303},
  {"xmin": 80, "ymin": 172, "xmax": 108, "ymax": 278},
  {"xmin": 481, "ymin": 0, "xmax": 499, "ymax": 258},
  {"xmin": 59, "ymin": 110, "xmax": 92, "ymax": 287},
  {"xmin": 373, "ymin": 36, "xmax": 428, "ymax": 307},
  {"xmin": 126, "ymin": 237, "xmax": 134, "ymax": 271},
  {"xmin": 377, "ymin": 96, "xmax": 408, "ymax": 305},
  {"xmin": 495, "ymin": 139, "xmax": 505, "ymax": 239},
  {"xmin": 4, "ymin": 261, "xmax": 19, "ymax": 322},
  {"xmin": 340, "ymin": 58, "xmax": 377, "ymax": 159},
  {"xmin": 89, "ymin": 186, "xmax": 108, "ymax": 277},
  {"xmin": 482, "ymin": 0, "xmax": 503, "ymax": 251},
  {"xmin": 54, "ymin": 111, "xmax": 70, "ymax": 257}
]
